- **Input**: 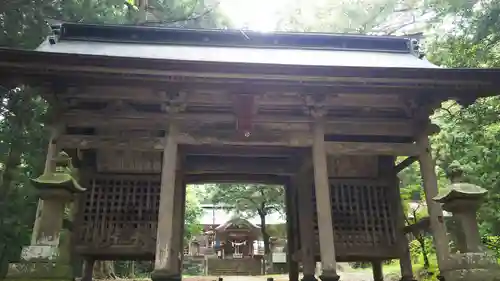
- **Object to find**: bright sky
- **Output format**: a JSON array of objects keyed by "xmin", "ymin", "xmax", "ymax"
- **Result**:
[{"xmin": 218, "ymin": 0, "xmax": 288, "ymax": 32}]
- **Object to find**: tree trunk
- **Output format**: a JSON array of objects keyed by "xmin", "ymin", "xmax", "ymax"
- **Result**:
[
  {"xmin": 417, "ymin": 235, "xmax": 430, "ymax": 269},
  {"xmin": 93, "ymin": 261, "xmax": 117, "ymax": 279},
  {"xmin": 259, "ymin": 209, "xmax": 273, "ymax": 274}
]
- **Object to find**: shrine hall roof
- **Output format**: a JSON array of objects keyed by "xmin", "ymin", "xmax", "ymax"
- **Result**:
[
  {"xmin": 199, "ymin": 204, "xmax": 285, "ymax": 225},
  {"xmin": 35, "ymin": 22, "xmax": 436, "ymax": 69}
]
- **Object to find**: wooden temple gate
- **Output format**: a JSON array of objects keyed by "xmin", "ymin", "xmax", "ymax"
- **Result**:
[{"xmin": 1, "ymin": 23, "xmax": 500, "ymax": 281}]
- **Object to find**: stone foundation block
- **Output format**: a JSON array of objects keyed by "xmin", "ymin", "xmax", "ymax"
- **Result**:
[
  {"xmin": 441, "ymin": 252, "xmax": 500, "ymax": 281},
  {"xmin": 151, "ymin": 269, "xmax": 181, "ymax": 281},
  {"xmin": 319, "ymin": 272, "xmax": 340, "ymax": 281},
  {"xmin": 4, "ymin": 245, "xmax": 72, "ymax": 281},
  {"xmin": 4, "ymin": 261, "xmax": 72, "ymax": 280}
]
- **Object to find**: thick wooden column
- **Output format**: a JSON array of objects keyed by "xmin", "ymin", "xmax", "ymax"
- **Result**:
[
  {"xmin": 393, "ymin": 178, "xmax": 415, "ymax": 281},
  {"xmin": 285, "ymin": 181, "xmax": 299, "ymax": 281},
  {"xmin": 297, "ymin": 176, "xmax": 317, "ymax": 281},
  {"xmin": 171, "ymin": 171, "xmax": 185, "ymax": 274},
  {"xmin": 179, "ymin": 177, "xmax": 187, "ymax": 269},
  {"xmin": 152, "ymin": 122, "xmax": 181, "ymax": 281},
  {"xmin": 400, "ymin": 249, "xmax": 415, "ymax": 281},
  {"xmin": 312, "ymin": 116, "xmax": 339, "ymax": 281},
  {"xmin": 417, "ymin": 134, "xmax": 450, "ymax": 268},
  {"xmin": 371, "ymin": 261, "xmax": 383, "ymax": 281},
  {"xmin": 81, "ymin": 258, "xmax": 95, "ymax": 281}
]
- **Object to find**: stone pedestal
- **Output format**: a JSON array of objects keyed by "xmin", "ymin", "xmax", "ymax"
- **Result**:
[
  {"xmin": 440, "ymin": 252, "xmax": 500, "ymax": 281},
  {"xmin": 433, "ymin": 178, "xmax": 500, "ymax": 281},
  {"xmin": 5, "ymin": 151, "xmax": 85, "ymax": 281},
  {"xmin": 5, "ymin": 246, "xmax": 72, "ymax": 281}
]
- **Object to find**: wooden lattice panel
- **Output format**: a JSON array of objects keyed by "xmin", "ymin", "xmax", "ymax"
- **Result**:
[
  {"xmin": 75, "ymin": 174, "xmax": 161, "ymax": 257},
  {"xmin": 311, "ymin": 179, "xmax": 399, "ymax": 260}
]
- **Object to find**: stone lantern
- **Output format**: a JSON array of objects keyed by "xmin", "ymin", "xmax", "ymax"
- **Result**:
[
  {"xmin": 432, "ymin": 166, "xmax": 499, "ymax": 281},
  {"xmin": 6, "ymin": 151, "xmax": 86, "ymax": 280},
  {"xmin": 434, "ymin": 182, "xmax": 487, "ymax": 253}
]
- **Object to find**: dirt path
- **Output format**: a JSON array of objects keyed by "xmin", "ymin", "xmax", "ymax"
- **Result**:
[{"xmin": 184, "ymin": 272, "xmax": 375, "ymax": 281}]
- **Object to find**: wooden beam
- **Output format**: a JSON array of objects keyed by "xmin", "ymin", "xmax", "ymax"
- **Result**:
[
  {"xmin": 185, "ymin": 174, "xmax": 286, "ymax": 184},
  {"xmin": 183, "ymin": 145, "xmax": 304, "ymax": 158},
  {"xmin": 184, "ymin": 156, "xmax": 295, "ymax": 175},
  {"xmin": 59, "ymin": 132, "xmax": 311, "ymax": 148},
  {"xmin": 404, "ymin": 217, "xmax": 430, "ymax": 235},
  {"xmin": 394, "ymin": 156, "xmax": 418, "ymax": 173},
  {"xmin": 63, "ymin": 111, "xmax": 416, "ymax": 136},
  {"xmin": 64, "ymin": 110, "xmax": 411, "ymax": 124},
  {"xmin": 64, "ymin": 87, "xmax": 406, "ymax": 110},
  {"xmin": 60, "ymin": 134, "xmax": 421, "ymax": 156},
  {"xmin": 325, "ymin": 142, "xmax": 421, "ymax": 156}
]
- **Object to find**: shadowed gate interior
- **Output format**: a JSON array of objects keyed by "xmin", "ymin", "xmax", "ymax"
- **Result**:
[{"xmin": 72, "ymin": 144, "xmax": 404, "ymax": 274}]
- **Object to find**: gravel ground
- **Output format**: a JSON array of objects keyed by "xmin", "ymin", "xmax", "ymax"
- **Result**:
[{"xmin": 182, "ymin": 272, "xmax": 376, "ymax": 281}]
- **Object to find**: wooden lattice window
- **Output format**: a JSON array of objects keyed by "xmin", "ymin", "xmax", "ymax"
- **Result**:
[
  {"xmin": 77, "ymin": 174, "xmax": 161, "ymax": 249},
  {"xmin": 311, "ymin": 179, "xmax": 397, "ymax": 250}
]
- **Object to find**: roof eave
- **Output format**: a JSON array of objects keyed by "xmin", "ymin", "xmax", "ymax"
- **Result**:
[{"xmin": 0, "ymin": 48, "xmax": 498, "ymax": 100}]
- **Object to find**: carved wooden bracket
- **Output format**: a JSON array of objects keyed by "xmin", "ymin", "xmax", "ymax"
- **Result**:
[
  {"xmin": 400, "ymin": 95, "xmax": 441, "ymax": 121},
  {"xmin": 160, "ymin": 89, "xmax": 187, "ymax": 114},
  {"xmin": 301, "ymin": 93, "xmax": 327, "ymax": 119}
]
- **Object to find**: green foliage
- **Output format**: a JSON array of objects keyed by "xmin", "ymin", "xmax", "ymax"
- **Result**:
[
  {"xmin": 210, "ymin": 184, "xmax": 284, "ymax": 219},
  {"xmin": 0, "ymin": 87, "xmax": 48, "ymax": 278},
  {"xmin": 210, "ymin": 183, "xmax": 284, "ymax": 256},
  {"xmin": 0, "ymin": 0, "xmax": 225, "ymax": 278},
  {"xmin": 184, "ymin": 185, "xmax": 203, "ymax": 244}
]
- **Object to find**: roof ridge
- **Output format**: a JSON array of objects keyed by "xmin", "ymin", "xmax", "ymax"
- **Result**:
[{"xmin": 51, "ymin": 22, "xmax": 419, "ymax": 54}]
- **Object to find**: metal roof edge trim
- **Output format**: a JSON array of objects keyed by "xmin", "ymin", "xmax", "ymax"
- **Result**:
[{"xmin": 55, "ymin": 22, "xmax": 414, "ymax": 54}]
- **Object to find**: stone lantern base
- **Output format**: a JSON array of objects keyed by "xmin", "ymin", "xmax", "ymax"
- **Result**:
[
  {"xmin": 5, "ymin": 261, "xmax": 73, "ymax": 281},
  {"xmin": 441, "ymin": 252, "xmax": 500, "ymax": 281},
  {"xmin": 4, "ymin": 244, "xmax": 73, "ymax": 280}
]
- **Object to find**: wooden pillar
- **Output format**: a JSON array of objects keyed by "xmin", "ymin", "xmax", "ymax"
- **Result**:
[
  {"xmin": 152, "ymin": 122, "xmax": 181, "ymax": 281},
  {"xmin": 285, "ymin": 181, "xmax": 299, "ymax": 281},
  {"xmin": 371, "ymin": 261, "xmax": 383, "ymax": 281},
  {"xmin": 400, "ymin": 249, "xmax": 415, "ymax": 281},
  {"xmin": 297, "ymin": 176, "xmax": 317, "ymax": 281},
  {"xmin": 393, "ymin": 178, "xmax": 415, "ymax": 281},
  {"xmin": 417, "ymin": 134, "xmax": 450, "ymax": 268},
  {"xmin": 179, "ymin": 178, "xmax": 187, "ymax": 269},
  {"xmin": 81, "ymin": 258, "xmax": 95, "ymax": 281},
  {"xmin": 311, "ymin": 116, "xmax": 339, "ymax": 281},
  {"xmin": 171, "ymin": 171, "xmax": 185, "ymax": 274}
]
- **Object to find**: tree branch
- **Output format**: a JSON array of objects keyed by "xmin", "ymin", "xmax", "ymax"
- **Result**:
[
  {"xmin": 386, "ymin": 16, "xmax": 416, "ymax": 35},
  {"xmin": 142, "ymin": 0, "xmax": 220, "ymax": 25}
]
